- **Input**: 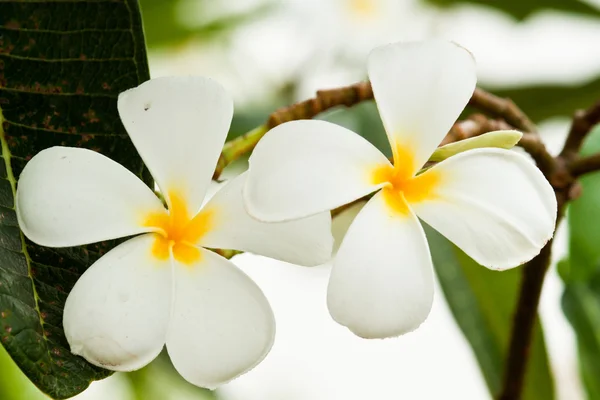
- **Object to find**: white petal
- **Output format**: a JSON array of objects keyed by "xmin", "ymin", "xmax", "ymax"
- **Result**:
[
  {"xmin": 16, "ymin": 147, "xmax": 164, "ymax": 247},
  {"xmin": 327, "ymin": 192, "xmax": 434, "ymax": 338},
  {"xmin": 63, "ymin": 234, "xmax": 171, "ymax": 371},
  {"xmin": 411, "ymin": 148, "xmax": 557, "ymax": 270},
  {"xmin": 198, "ymin": 172, "xmax": 333, "ymax": 266},
  {"xmin": 368, "ymin": 40, "xmax": 476, "ymax": 172},
  {"xmin": 118, "ymin": 76, "xmax": 233, "ymax": 214},
  {"xmin": 167, "ymin": 249, "xmax": 275, "ymax": 389},
  {"xmin": 245, "ymin": 119, "xmax": 390, "ymax": 222}
]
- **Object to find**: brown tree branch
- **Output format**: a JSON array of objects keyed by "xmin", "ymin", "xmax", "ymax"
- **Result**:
[
  {"xmin": 267, "ymin": 81, "xmax": 373, "ymax": 128},
  {"xmin": 214, "ymin": 83, "xmax": 547, "ymax": 180},
  {"xmin": 468, "ymin": 88, "xmax": 538, "ymax": 134},
  {"xmin": 560, "ymin": 101, "xmax": 600, "ymax": 161},
  {"xmin": 498, "ymin": 240, "xmax": 554, "ymax": 400},
  {"xmin": 571, "ymin": 153, "xmax": 600, "ymax": 177}
]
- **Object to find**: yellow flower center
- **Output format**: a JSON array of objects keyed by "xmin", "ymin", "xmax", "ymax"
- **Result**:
[
  {"xmin": 143, "ymin": 191, "xmax": 213, "ymax": 265},
  {"xmin": 348, "ymin": 0, "xmax": 377, "ymax": 18},
  {"xmin": 372, "ymin": 145, "xmax": 440, "ymax": 214}
]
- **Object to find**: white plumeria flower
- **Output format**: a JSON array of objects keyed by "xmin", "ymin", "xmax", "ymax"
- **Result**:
[
  {"xmin": 243, "ymin": 41, "xmax": 557, "ymax": 339},
  {"xmin": 15, "ymin": 77, "xmax": 333, "ymax": 388}
]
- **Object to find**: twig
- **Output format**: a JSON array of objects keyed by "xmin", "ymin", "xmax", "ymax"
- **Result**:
[
  {"xmin": 560, "ymin": 101, "xmax": 600, "ymax": 162},
  {"xmin": 214, "ymin": 84, "xmax": 548, "ymax": 179},
  {"xmin": 213, "ymin": 81, "xmax": 373, "ymax": 179},
  {"xmin": 468, "ymin": 88, "xmax": 538, "ymax": 134},
  {"xmin": 267, "ymin": 82, "xmax": 373, "ymax": 128},
  {"xmin": 571, "ymin": 153, "xmax": 600, "ymax": 177}
]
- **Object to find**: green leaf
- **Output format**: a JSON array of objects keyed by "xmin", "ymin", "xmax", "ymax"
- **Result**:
[
  {"xmin": 426, "ymin": 225, "xmax": 555, "ymax": 399},
  {"xmin": 139, "ymin": 0, "xmax": 274, "ymax": 48},
  {"xmin": 424, "ymin": 0, "xmax": 600, "ymax": 20},
  {"xmin": 562, "ymin": 124, "xmax": 600, "ymax": 399},
  {"xmin": 125, "ymin": 351, "xmax": 217, "ymax": 400},
  {"xmin": 565, "ymin": 124, "xmax": 600, "ymax": 282},
  {"xmin": 562, "ymin": 279, "xmax": 600, "ymax": 400},
  {"xmin": 0, "ymin": 1, "xmax": 150, "ymax": 398}
]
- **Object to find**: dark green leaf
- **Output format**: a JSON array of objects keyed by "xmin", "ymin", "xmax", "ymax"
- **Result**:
[
  {"xmin": 0, "ymin": 1, "xmax": 150, "ymax": 397},
  {"xmin": 423, "ymin": 0, "xmax": 600, "ymax": 20},
  {"xmin": 426, "ymin": 226, "xmax": 555, "ymax": 399}
]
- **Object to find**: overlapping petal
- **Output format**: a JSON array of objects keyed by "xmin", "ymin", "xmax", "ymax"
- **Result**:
[
  {"xmin": 166, "ymin": 249, "xmax": 275, "ymax": 389},
  {"xmin": 63, "ymin": 234, "xmax": 172, "ymax": 371},
  {"xmin": 118, "ymin": 76, "xmax": 233, "ymax": 214},
  {"xmin": 411, "ymin": 148, "xmax": 556, "ymax": 270},
  {"xmin": 245, "ymin": 119, "xmax": 390, "ymax": 222},
  {"xmin": 327, "ymin": 191, "xmax": 434, "ymax": 338},
  {"xmin": 16, "ymin": 147, "xmax": 164, "ymax": 247},
  {"xmin": 368, "ymin": 40, "xmax": 476, "ymax": 173},
  {"xmin": 198, "ymin": 172, "xmax": 333, "ymax": 266}
]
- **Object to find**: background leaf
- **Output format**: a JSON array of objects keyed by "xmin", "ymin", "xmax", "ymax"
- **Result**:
[
  {"xmin": 0, "ymin": 0, "xmax": 151, "ymax": 397},
  {"xmin": 125, "ymin": 352, "xmax": 217, "ymax": 400},
  {"xmin": 0, "ymin": 346, "xmax": 46, "ymax": 400},
  {"xmin": 564, "ymin": 124, "xmax": 600, "ymax": 282},
  {"xmin": 562, "ymin": 124, "xmax": 600, "ymax": 399},
  {"xmin": 562, "ymin": 280, "xmax": 600, "ymax": 400},
  {"xmin": 139, "ymin": 0, "xmax": 274, "ymax": 47},
  {"xmin": 424, "ymin": 0, "xmax": 600, "ymax": 20},
  {"xmin": 426, "ymin": 226, "xmax": 555, "ymax": 399}
]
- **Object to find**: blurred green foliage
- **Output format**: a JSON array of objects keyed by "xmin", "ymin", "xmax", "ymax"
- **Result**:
[
  {"xmin": 565, "ymin": 125, "xmax": 600, "ymax": 282},
  {"xmin": 563, "ymin": 124, "xmax": 600, "ymax": 399},
  {"xmin": 0, "ymin": 346, "xmax": 47, "ymax": 400},
  {"xmin": 139, "ymin": 0, "xmax": 273, "ymax": 48},
  {"xmin": 424, "ymin": 0, "xmax": 600, "ymax": 20},
  {"xmin": 125, "ymin": 352, "xmax": 217, "ymax": 400}
]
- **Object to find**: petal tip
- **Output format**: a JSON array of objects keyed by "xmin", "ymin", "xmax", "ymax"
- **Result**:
[{"xmin": 337, "ymin": 314, "xmax": 430, "ymax": 340}]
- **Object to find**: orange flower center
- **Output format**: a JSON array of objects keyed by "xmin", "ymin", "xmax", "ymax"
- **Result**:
[
  {"xmin": 143, "ymin": 191, "xmax": 213, "ymax": 265},
  {"xmin": 372, "ymin": 145, "xmax": 440, "ymax": 214}
]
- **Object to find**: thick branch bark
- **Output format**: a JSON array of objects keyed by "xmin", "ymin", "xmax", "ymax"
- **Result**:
[{"xmin": 497, "ymin": 240, "xmax": 553, "ymax": 400}]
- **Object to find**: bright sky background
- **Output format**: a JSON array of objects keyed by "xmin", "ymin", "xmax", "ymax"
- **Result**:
[{"xmin": 75, "ymin": 0, "xmax": 600, "ymax": 399}]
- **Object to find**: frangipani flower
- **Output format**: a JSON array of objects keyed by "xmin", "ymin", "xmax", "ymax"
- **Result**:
[
  {"xmin": 15, "ymin": 77, "xmax": 332, "ymax": 388},
  {"xmin": 244, "ymin": 41, "xmax": 557, "ymax": 339}
]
